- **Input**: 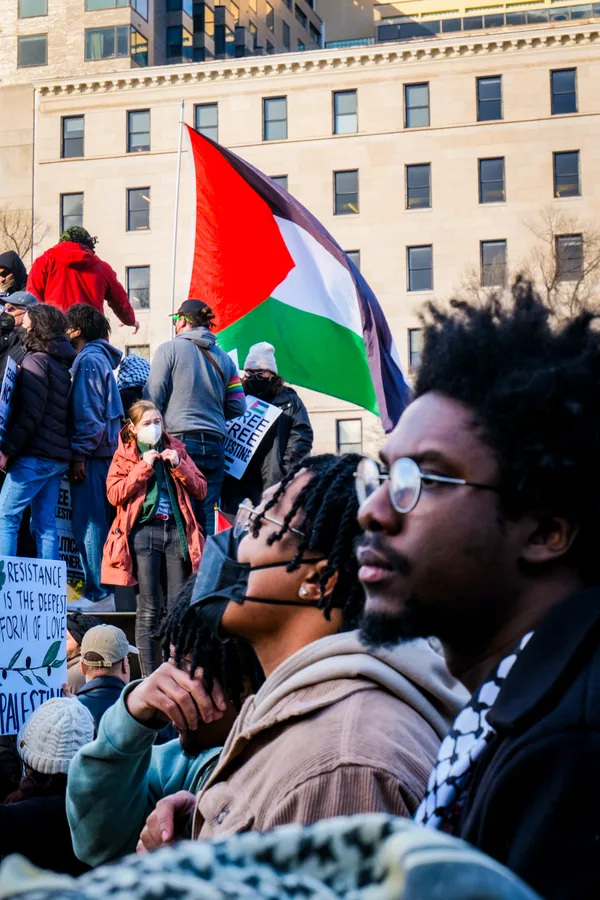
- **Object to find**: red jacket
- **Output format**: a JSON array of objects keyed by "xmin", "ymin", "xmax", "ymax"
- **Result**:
[
  {"xmin": 27, "ymin": 242, "xmax": 136, "ymax": 326},
  {"xmin": 101, "ymin": 432, "xmax": 207, "ymax": 587}
]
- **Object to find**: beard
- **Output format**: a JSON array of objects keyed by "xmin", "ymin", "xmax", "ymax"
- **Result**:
[{"xmin": 359, "ymin": 596, "xmax": 434, "ymax": 651}]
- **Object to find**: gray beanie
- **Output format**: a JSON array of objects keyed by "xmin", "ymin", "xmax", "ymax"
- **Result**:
[
  {"xmin": 244, "ymin": 342, "xmax": 278, "ymax": 374},
  {"xmin": 18, "ymin": 697, "xmax": 95, "ymax": 775}
]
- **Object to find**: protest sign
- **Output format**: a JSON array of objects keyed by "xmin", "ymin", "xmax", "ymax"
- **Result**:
[
  {"xmin": 0, "ymin": 357, "xmax": 18, "ymax": 442},
  {"xmin": 224, "ymin": 396, "xmax": 282, "ymax": 480},
  {"xmin": 56, "ymin": 478, "xmax": 85, "ymax": 583},
  {"xmin": 0, "ymin": 557, "xmax": 67, "ymax": 736}
]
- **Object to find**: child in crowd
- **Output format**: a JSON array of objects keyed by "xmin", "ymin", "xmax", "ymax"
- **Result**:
[
  {"xmin": 0, "ymin": 697, "xmax": 94, "ymax": 875},
  {"xmin": 101, "ymin": 401, "xmax": 206, "ymax": 675}
]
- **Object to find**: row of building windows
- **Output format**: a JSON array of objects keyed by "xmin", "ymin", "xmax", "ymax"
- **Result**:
[
  {"xmin": 17, "ymin": 25, "xmax": 148, "ymax": 66},
  {"xmin": 60, "ymin": 188, "xmax": 150, "ymax": 232},
  {"xmin": 18, "ymin": 0, "xmax": 148, "ymax": 18},
  {"xmin": 404, "ymin": 234, "xmax": 584, "ymax": 293}
]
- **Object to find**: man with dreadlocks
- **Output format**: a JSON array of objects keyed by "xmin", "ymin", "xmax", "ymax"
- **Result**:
[
  {"xmin": 65, "ymin": 578, "xmax": 263, "ymax": 867},
  {"xmin": 138, "ymin": 453, "xmax": 466, "ymax": 849},
  {"xmin": 357, "ymin": 280, "xmax": 600, "ymax": 900}
]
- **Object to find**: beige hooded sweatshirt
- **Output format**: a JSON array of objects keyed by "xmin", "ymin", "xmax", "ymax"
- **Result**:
[{"xmin": 193, "ymin": 631, "xmax": 468, "ymax": 839}]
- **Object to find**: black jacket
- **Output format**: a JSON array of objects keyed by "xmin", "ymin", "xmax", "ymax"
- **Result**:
[
  {"xmin": 0, "ymin": 251, "xmax": 27, "ymax": 296},
  {"xmin": 2, "ymin": 334, "xmax": 76, "ymax": 461},
  {"xmin": 459, "ymin": 587, "xmax": 600, "ymax": 900},
  {"xmin": 222, "ymin": 386, "xmax": 313, "ymax": 511},
  {"xmin": 77, "ymin": 676, "xmax": 126, "ymax": 729},
  {"xmin": 0, "ymin": 324, "xmax": 26, "ymax": 380},
  {"xmin": 0, "ymin": 792, "xmax": 88, "ymax": 875}
]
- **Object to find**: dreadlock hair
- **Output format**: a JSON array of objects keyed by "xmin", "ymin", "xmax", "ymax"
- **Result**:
[
  {"xmin": 158, "ymin": 576, "xmax": 264, "ymax": 711},
  {"xmin": 415, "ymin": 277, "xmax": 600, "ymax": 583},
  {"xmin": 252, "ymin": 453, "xmax": 365, "ymax": 628}
]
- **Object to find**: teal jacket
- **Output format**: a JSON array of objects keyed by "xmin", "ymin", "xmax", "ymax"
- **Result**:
[{"xmin": 66, "ymin": 682, "xmax": 221, "ymax": 867}]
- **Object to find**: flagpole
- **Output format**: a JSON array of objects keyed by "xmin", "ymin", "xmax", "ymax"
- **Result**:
[{"xmin": 170, "ymin": 99, "xmax": 185, "ymax": 335}]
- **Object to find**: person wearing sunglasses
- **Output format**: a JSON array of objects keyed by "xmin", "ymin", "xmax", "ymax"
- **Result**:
[
  {"xmin": 356, "ymin": 281, "xmax": 600, "ymax": 900},
  {"xmin": 135, "ymin": 452, "xmax": 466, "ymax": 851},
  {"xmin": 144, "ymin": 299, "xmax": 245, "ymax": 536},
  {"xmin": 0, "ymin": 250, "xmax": 27, "ymax": 299},
  {"xmin": 0, "ymin": 290, "xmax": 38, "ymax": 379}
]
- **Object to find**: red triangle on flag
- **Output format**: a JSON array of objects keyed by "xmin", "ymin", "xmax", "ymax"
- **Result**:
[{"xmin": 186, "ymin": 126, "xmax": 295, "ymax": 332}]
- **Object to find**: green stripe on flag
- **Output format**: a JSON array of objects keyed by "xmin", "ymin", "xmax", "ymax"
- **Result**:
[{"xmin": 217, "ymin": 296, "xmax": 378, "ymax": 415}]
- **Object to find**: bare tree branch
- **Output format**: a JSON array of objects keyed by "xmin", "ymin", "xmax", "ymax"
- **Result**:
[{"xmin": 0, "ymin": 206, "xmax": 50, "ymax": 263}]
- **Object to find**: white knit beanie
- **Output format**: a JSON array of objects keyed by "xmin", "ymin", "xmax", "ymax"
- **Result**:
[
  {"xmin": 18, "ymin": 697, "xmax": 95, "ymax": 775},
  {"xmin": 244, "ymin": 342, "xmax": 278, "ymax": 374}
]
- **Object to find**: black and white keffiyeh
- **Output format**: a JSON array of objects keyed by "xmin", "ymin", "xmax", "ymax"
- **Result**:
[
  {"xmin": 116, "ymin": 354, "xmax": 151, "ymax": 391},
  {"xmin": 415, "ymin": 631, "xmax": 533, "ymax": 832}
]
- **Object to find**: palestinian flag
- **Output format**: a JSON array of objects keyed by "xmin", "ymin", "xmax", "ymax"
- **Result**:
[{"xmin": 185, "ymin": 125, "xmax": 409, "ymax": 432}]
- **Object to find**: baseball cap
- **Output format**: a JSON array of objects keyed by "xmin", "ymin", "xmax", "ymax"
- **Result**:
[
  {"xmin": 4, "ymin": 291, "xmax": 39, "ymax": 310},
  {"xmin": 171, "ymin": 299, "xmax": 214, "ymax": 320},
  {"xmin": 81, "ymin": 624, "xmax": 139, "ymax": 668}
]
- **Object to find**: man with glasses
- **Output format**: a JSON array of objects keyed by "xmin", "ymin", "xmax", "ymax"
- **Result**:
[
  {"xmin": 356, "ymin": 282, "xmax": 600, "ymax": 900},
  {"xmin": 0, "ymin": 291, "xmax": 37, "ymax": 378},
  {"xmin": 0, "ymin": 251, "xmax": 27, "ymax": 299},
  {"xmin": 144, "ymin": 299, "xmax": 245, "ymax": 536}
]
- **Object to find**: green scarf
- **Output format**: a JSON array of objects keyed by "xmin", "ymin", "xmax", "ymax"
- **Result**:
[{"xmin": 136, "ymin": 440, "xmax": 189, "ymax": 561}]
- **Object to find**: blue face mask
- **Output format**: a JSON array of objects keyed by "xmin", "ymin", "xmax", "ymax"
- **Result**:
[{"xmin": 190, "ymin": 527, "xmax": 324, "ymax": 637}]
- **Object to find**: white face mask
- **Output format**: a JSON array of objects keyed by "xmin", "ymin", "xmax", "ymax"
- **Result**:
[{"xmin": 137, "ymin": 422, "xmax": 162, "ymax": 446}]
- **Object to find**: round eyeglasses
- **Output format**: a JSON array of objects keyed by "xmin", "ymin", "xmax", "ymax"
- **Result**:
[
  {"xmin": 233, "ymin": 499, "xmax": 306, "ymax": 541},
  {"xmin": 355, "ymin": 456, "xmax": 499, "ymax": 515}
]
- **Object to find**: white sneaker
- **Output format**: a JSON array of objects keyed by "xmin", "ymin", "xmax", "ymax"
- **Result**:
[{"xmin": 69, "ymin": 594, "xmax": 116, "ymax": 613}]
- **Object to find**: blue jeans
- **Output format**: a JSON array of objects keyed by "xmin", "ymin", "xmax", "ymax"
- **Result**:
[
  {"xmin": 172, "ymin": 433, "xmax": 225, "ymax": 537},
  {"xmin": 70, "ymin": 457, "xmax": 113, "ymax": 601},
  {"xmin": 0, "ymin": 457, "xmax": 68, "ymax": 559}
]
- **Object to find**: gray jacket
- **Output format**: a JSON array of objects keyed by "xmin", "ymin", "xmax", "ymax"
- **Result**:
[{"xmin": 144, "ymin": 328, "xmax": 245, "ymax": 436}]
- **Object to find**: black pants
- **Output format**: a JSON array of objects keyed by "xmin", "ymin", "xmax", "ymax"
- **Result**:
[{"xmin": 131, "ymin": 520, "xmax": 191, "ymax": 677}]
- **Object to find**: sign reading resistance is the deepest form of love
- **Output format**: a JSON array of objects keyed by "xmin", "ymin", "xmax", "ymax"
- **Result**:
[{"xmin": 0, "ymin": 557, "xmax": 67, "ymax": 736}]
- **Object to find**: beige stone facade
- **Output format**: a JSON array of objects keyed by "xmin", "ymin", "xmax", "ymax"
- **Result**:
[{"xmin": 2, "ymin": 14, "xmax": 600, "ymax": 453}]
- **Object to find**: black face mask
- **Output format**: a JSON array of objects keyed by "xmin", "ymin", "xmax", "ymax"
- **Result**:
[
  {"xmin": 190, "ymin": 527, "xmax": 325, "ymax": 637},
  {"xmin": 0, "ymin": 312, "xmax": 15, "ymax": 335},
  {"xmin": 244, "ymin": 374, "xmax": 272, "ymax": 398}
]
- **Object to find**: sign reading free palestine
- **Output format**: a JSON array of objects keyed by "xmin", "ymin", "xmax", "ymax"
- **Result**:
[{"xmin": 0, "ymin": 557, "xmax": 67, "ymax": 736}]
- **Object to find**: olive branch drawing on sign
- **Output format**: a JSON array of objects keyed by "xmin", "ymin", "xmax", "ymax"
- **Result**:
[{"xmin": 1, "ymin": 642, "xmax": 65, "ymax": 687}]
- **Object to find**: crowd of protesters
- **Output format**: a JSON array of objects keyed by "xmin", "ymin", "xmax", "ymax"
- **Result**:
[{"xmin": 1, "ymin": 233, "xmax": 600, "ymax": 900}]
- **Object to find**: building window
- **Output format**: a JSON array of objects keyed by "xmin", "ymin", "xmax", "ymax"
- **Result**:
[
  {"xmin": 131, "ymin": 0, "xmax": 148, "ymax": 19},
  {"xmin": 346, "ymin": 250, "xmax": 360, "ymax": 270},
  {"xmin": 298, "ymin": 39, "xmax": 305, "ymax": 49},
  {"xmin": 282, "ymin": 20, "xmax": 290, "ymax": 49},
  {"xmin": 334, "ymin": 170, "xmax": 359, "ymax": 215},
  {"xmin": 126, "ymin": 266, "xmax": 150, "ymax": 310},
  {"xmin": 408, "ymin": 328, "xmax": 423, "ymax": 369},
  {"xmin": 263, "ymin": 97, "xmax": 287, "ymax": 141},
  {"xmin": 480, "ymin": 240, "xmax": 507, "ymax": 287},
  {"xmin": 166, "ymin": 25, "xmax": 193, "ymax": 59},
  {"xmin": 407, "ymin": 245, "xmax": 433, "ymax": 292},
  {"xmin": 295, "ymin": 3, "xmax": 307, "ymax": 27},
  {"xmin": 271, "ymin": 175, "xmax": 288, "ymax": 190},
  {"xmin": 406, "ymin": 163, "xmax": 431, "ymax": 210},
  {"xmin": 309, "ymin": 22, "xmax": 320, "ymax": 43},
  {"xmin": 551, "ymin": 68, "xmax": 577, "ymax": 115},
  {"xmin": 85, "ymin": 25, "xmax": 129, "ymax": 59},
  {"xmin": 333, "ymin": 90, "xmax": 357, "ymax": 135},
  {"xmin": 249, "ymin": 0, "xmax": 257, "ymax": 10},
  {"xmin": 266, "ymin": 1, "xmax": 275, "ymax": 30},
  {"xmin": 266, "ymin": 41, "xmax": 275, "ymax": 53},
  {"xmin": 127, "ymin": 110, "xmax": 150, "ymax": 153},
  {"xmin": 131, "ymin": 28, "xmax": 148, "ymax": 66},
  {"xmin": 17, "ymin": 34, "xmax": 47, "ymax": 66},
  {"xmin": 127, "ymin": 188, "xmax": 150, "ymax": 231},
  {"xmin": 195, "ymin": 103, "xmax": 218, "ymax": 142},
  {"xmin": 18, "ymin": 0, "xmax": 47, "ymax": 17},
  {"xmin": 477, "ymin": 75, "xmax": 502, "ymax": 121},
  {"xmin": 61, "ymin": 116, "xmax": 84, "ymax": 159},
  {"xmin": 405, "ymin": 83, "xmax": 429, "ymax": 128},
  {"xmin": 479, "ymin": 157, "xmax": 505, "ymax": 203},
  {"xmin": 126, "ymin": 344, "xmax": 150, "ymax": 360},
  {"xmin": 60, "ymin": 193, "xmax": 83, "ymax": 233},
  {"xmin": 554, "ymin": 150, "xmax": 580, "ymax": 198},
  {"xmin": 85, "ymin": 0, "xmax": 128, "ymax": 9},
  {"xmin": 556, "ymin": 234, "xmax": 583, "ymax": 281},
  {"xmin": 336, "ymin": 419, "xmax": 362, "ymax": 454}
]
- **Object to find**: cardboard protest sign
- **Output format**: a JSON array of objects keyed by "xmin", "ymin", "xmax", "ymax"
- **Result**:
[
  {"xmin": 56, "ymin": 478, "xmax": 85, "ymax": 583},
  {"xmin": 224, "ymin": 396, "xmax": 282, "ymax": 480},
  {"xmin": 0, "ymin": 357, "xmax": 19, "ymax": 441},
  {"xmin": 0, "ymin": 557, "xmax": 67, "ymax": 736}
]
